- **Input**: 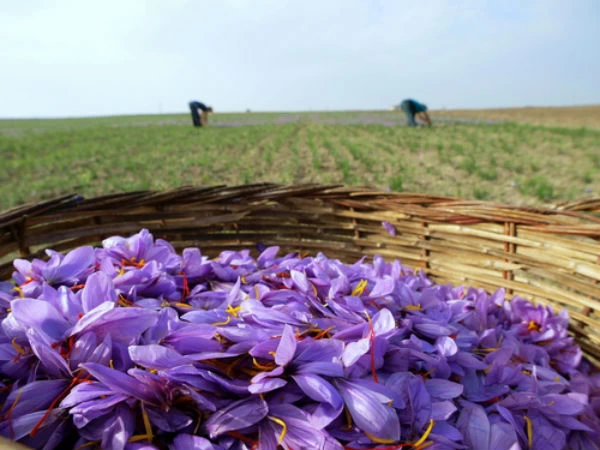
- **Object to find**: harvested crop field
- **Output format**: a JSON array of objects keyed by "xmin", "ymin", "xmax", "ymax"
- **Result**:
[{"xmin": 1, "ymin": 107, "xmax": 598, "ymax": 212}]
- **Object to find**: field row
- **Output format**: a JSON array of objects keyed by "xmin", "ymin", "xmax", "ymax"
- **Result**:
[{"xmin": 1, "ymin": 115, "xmax": 599, "ymax": 211}]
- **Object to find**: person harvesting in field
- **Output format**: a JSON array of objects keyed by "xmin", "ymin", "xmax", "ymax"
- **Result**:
[
  {"xmin": 189, "ymin": 100, "xmax": 213, "ymax": 127},
  {"xmin": 399, "ymin": 98, "xmax": 432, "ymax": 127}
]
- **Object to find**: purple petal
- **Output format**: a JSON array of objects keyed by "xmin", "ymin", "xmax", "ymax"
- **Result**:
[
  {"xmin": 335, "ymin": 379, "xmax": 400, "ymax": 443},
  {"xmin": 1, "ymin": 379, "xmax": 69, "ymax": 418},
  {"xmin": 342, "ymin": 338, "xmax": 370, "ymax": 367},
  {"xmin": 205, "ymin": 396, "xmax": 268, "ymax": 438},
  {"xmin": 81, "ymin": 362, "xmax": 160, "ymax": 404},
  {"xmin": 382, "ymin": 221, "xmax": 397, "ymax": 236},
  {"xmin": 431, "ymin": 401, "xmax": 457, "ymax": 421},
  {"xmin": 129, "ymin": 345, "xmax": 192, "ymax": 370},
  {"xmin": 72, "ymin": 307, "xmax": 158, "ymax": 343},
  {"xmin": 170, "ymin": 434, "xmax": 225, "ymax": 450},
  {"xmin": 292, "ymin": 373, "xmax": 343, "ymax": 407},
  {"xmin": 275, "ymin": 324, "xmax": 297, "ymax": 366},
  {"xmin": 456, "ymin": 401, "xmax": 490, "ymax": 450},
  {"xmin": 26, "ymin": 328, "xmax": 72, "ymax": 378},
  {"xmin": 436, "ymin": 336, "xmax": 458, "ymax": 357},
  {"xmin": 11, "ymin": 299, "xmax": 70, "ymax": 342},
  {"xmin": 101, "ymin": 404, "xmax": 135, "ymax": 450},
  {"xmin": 425, "ymin": 378, "xmax": 464, "ymax": 400},
  {"xmin": 81, "ymin": 272, "xmax": 117, "ymax": 313}
]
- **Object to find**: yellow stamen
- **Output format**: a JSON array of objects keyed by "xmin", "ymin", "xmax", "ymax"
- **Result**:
[
  {"xmin": 405, "ymin": 304, "xmax": 422, "ymax": 311},
  {"xmin": 268, "ymin": 416, "xmax": 287, "ymax": 444},
  {"xmin": 364, "ymin": 431, "xmax": 396, "ymax": 445},
  {"xmin": 116, "ymin": 267, "xmax": 125, "ymax": 277},
  {"xmin": 252, "ymin": 357, "xmax": 275, "ymax": 370},
  {"xmin": 254, "ymin": 285, "xmax": 260, "ymax": 299},
  {"xmin": 11, "ymin": 338, "xmax": 27, "ymax": 356},
  {"xmin": 524, "ymin": 415, "xmax": 533, "ymax": 449},
  {"xmin": 140, "ymin": 402, "xmax": 153, "ymax": 443},
  {"xmin": 352, "ymin": 279, "xmax": 368, "ymax": 296},
  {"xmin": 225, "ymin": 304, "xmax": 241, "ymax": 318},
  {"xmin": 149, "ymin": 369, "xmax": 158, "ymax": 374},
  {"xmin": 313, "ymin": 325, "xmax": 336, "ymax": 339},
  {"xmin": 5, "ymin": 308, "xmax": 10, "ymax": 313},
  {"xmin": 311, "ymin": 282, "xmax": 318, "ymax": 296},
  {"xmin": 413, "ymin": 419, "xmax": 435, "ymax": 447},
  {"xmin": 342, "ymin": 407, "xmax": 354, "ymax": 430},
  {"xmin": 554, "ymin": 376, "xmax": 560, "ymax": 382},
  {"xmin": 193, "ymin": 416, "xmax": 202, "ymax": 434},
  {"xmin": 241, "ymin": 276, "xmax": 247, "ymax": 284},
  {"xmin": 128, "ymin": 435, "xmax": 151, "ymax": 443},
  {"xmin": 174, "ymin": 303, "xmax": 191, "ymax": 308},
  {"xmin": 527, "ymin": 320, "xmax": 541, "ymax": 332},
  {"xmin": 75, "ymin": 440, "xmax": 101, "ymax": 449},
  {"xmin": 268, "ymin": 351, "xmax": 277, "ymax": 358},
  {"xmin": 211, "ymin": 316, "xmax": 231, "ymax": 327},
  {"xmin": 109, "ymin": 360, "xmax": 114, "ymax": 369},
  {"xmin": 12, "ymin": 286, "xmax": 24, "ymax": 298}
]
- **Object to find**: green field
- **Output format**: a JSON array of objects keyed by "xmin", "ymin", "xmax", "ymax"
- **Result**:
[{"xmin": 1, "ymin": 110, "xmax": 599, "ymax": 212}]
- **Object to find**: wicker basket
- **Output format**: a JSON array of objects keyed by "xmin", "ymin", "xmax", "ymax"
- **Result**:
[{"xmin": 1, "ymin": 183, "xmax": 599, "ymax": 365}]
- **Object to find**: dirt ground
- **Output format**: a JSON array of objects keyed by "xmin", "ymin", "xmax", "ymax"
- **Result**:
[{"xmin": 430, "ymin": 105, "xmax": 600, "ymax": 129}]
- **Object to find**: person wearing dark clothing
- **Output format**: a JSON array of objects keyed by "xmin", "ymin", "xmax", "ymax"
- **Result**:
[
  {"xmin": 189, "ymin": 101, "xmax": 213, "ymax": 127},
  {"xmin": 399, "ymin": 99, "xmax": 432, "ymax": 127}
]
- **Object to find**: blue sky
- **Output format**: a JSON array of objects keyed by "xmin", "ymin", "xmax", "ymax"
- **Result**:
[{"xmin": 1, "ymin": 0, "xmax": 599, "ymax": 117}]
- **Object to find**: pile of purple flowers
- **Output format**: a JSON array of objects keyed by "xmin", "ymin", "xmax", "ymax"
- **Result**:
[{"xmin": 0, "ymin": 229, "xmax": 599, "ymax": 450}]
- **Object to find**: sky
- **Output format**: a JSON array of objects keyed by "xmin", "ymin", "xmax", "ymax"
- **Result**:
[{"xmin": 1, "ymin": 0, "xmax": 599, "ymax": 118}]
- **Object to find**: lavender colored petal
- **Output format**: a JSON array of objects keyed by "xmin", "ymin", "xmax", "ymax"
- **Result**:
[
  {"xmin": 205, "ymin": 396, "xmax": 268, "ymax": 438},
  {"xmin": 425, "ymin": 378, "xmax": 464, "ymax": 400},
  {"xmin": 11, "ymin": 299, "xmax": 70, "ymax": 342},
  {"xmin": 70, "ymin": 394, "xmax": 131, "ymax": 428},
  {"xmin": 275, "ymin": 324, "xmax": 297, "ymax": 366},
  {"xmin": 170, "ymin": 434, "xmax": 226, "ymax": 450},
  {"xmin": 0, "ymin": 410, "xmax": 61, "ymax": 441},
  {"xmin": 81, "ymin": 272, "xmax": 117, "ymax": 313},
  {"xmin": 146, "ymin": 406, "xmax": 193, "ymax": 432},
  {"xmin": 69, "ymin": 332, "xmax": 112, "ymax": 369},
  {"xmin": 529, "ymin": 413, "xmax": 566, "ymax": 450},
  {"xmin": 1, "ymin": 379, "xmax": 69, "ymax": 417},
  {"xmin": 81, "ymin": 362, "xmax": 160, "ymax": 404},
  {"xmin": 248, "ymin": 377, "xmax": 287, "ymax": 394},
  {"xmin": 342, "ymin": 338, "xmax": 370, "ymax": 367},
  {"xmin": 129, "ymin": 344, "xmax": 192, "ymax": 370},
  {"xmin": 71, "ymin": 306, "xmax": 158, "ymax": 343},
  {"xmin": 292, "ymin": 373, "xmax": 342, "ymax": 407},
  {"xmin": 335, "ymin": 379, "xmax": 400, "ymax": 443},
  {"xmin": 45, "ymin": 246, "xmax": 95, "ymax": 285},
  {"xmin": 431, "ymin": 401, "xmax": 458, "ymax": 421},
  {"xmin": 436, "ymin": 336, "xmax": 459, "ymax": 357},
  {"xmin": 101, "ymin": 403, "xmax": 135, "ymax": 450},
  {"xmin": 456, "ymin": 401, "xmax": 490, "ymax": 450},
  {"xmin": 26, "ymin": 328, "xmax": 72, "ymax": 378},
  {"xmin": 61, "ymin": 382, "xmax": 117, "ymax": 408}
]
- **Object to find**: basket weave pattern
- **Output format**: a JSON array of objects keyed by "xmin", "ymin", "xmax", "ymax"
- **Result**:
[{"xmin": 1, "ymin": 184, "xmax": 599, "ymax": 363}]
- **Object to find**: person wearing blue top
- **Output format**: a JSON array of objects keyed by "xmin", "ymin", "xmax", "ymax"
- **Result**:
[
  {"xmin": 399, "ymin": 99, "xmax": 432, "ymax": 127},
  {"xmin": 189, "ymin": 101, "xmax": 213, "ymax": 127}
]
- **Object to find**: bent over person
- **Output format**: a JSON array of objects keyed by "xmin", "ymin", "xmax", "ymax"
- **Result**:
[
  {"xmin": 399, "ymin": 99, "xmax": 432, "ymax": 127},
  {"xmin": 189, "ymin": 101, "xmax": 213, "ymax": 127}
]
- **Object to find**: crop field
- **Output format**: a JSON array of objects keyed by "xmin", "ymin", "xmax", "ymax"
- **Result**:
[{"xmin": 1, "ymin": 108, "xmax": 599, "ymax": 212}]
